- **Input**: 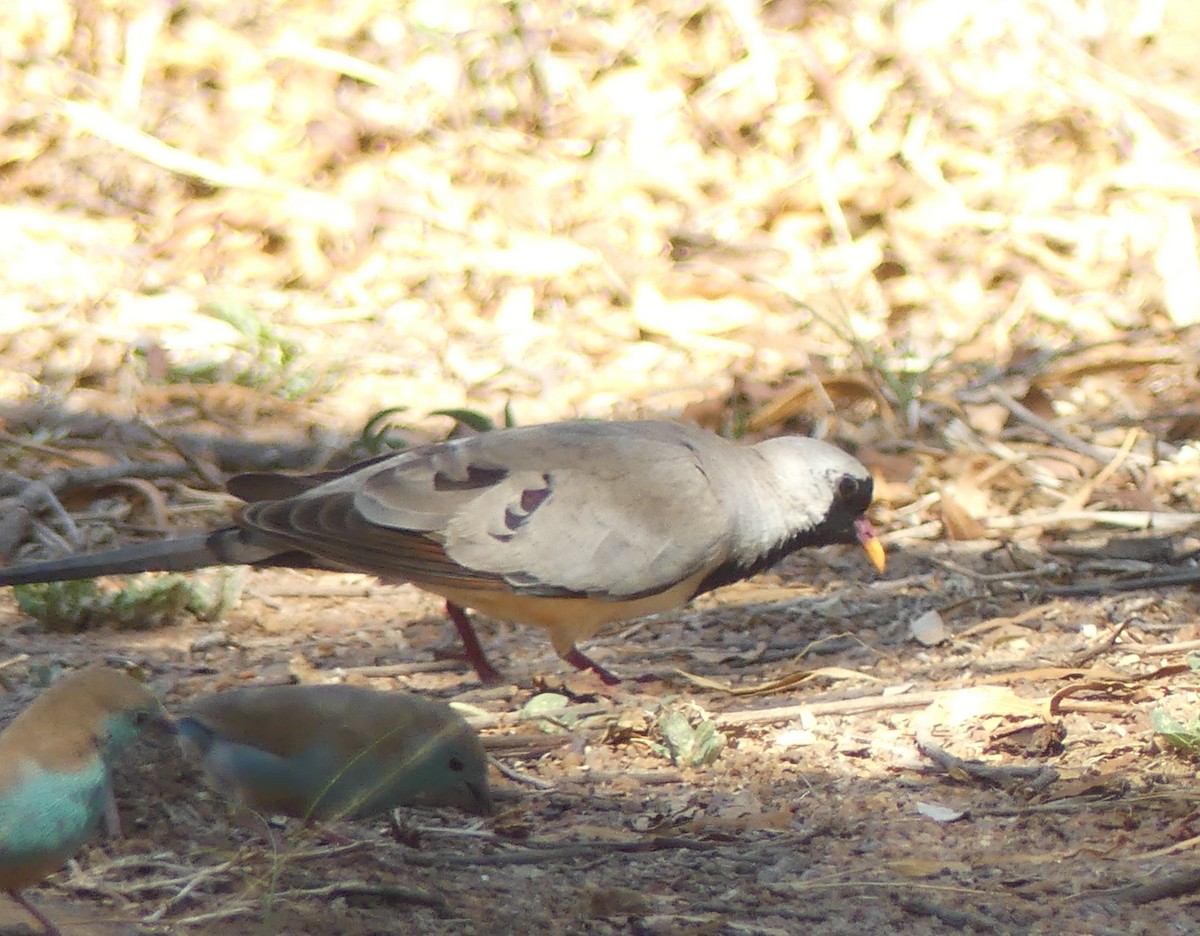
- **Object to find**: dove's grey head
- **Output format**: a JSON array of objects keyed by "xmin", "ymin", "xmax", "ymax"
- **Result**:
[
  {"xmin": 754, "ymin": 436, "xmax": 874, "ymax": 522},
  {"xmin": 704, "ymin": 436, "xmax": 884, "ymax": 592}
]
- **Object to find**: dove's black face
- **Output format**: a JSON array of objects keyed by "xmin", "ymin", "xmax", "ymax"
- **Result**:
[
  {"xmin": 836, "ymin": 473, "xmax": 874, "ymax": 516},
  {"xmin": 790, "ymin": 468, "xmax": 875, "ymax": 550},
  {"xmin": 694, "ymin": 464, "xmax": 883, "ymax": 597},
  {"xmin": 825, "ymin": 470, "xmax": 885, "ymax": 573}
]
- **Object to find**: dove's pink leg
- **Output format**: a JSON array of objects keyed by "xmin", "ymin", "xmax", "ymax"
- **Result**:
[
  {"xmin": 445, "ymin": 602, "xmax": 504, "ymax": 685},
  {"xmin": 445, "ymin": 602, "xmax": 622, "ymax": 684},
  {"xmin": 561, "ymin": 648, "xmax": 621, "ymax": 685}
]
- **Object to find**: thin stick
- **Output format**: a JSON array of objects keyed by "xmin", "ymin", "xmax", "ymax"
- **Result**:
[
  {"xmin": 142, "ymin": 862, "xmax": 237, "ymax": 921},
  {"xmin": 988, "ymin": 387, "xmax": 1150, "ymax": 465},
  {"xmin": 0, "ymin": 462, "xmax": 195, "ymax": 499},
  {"xmin": 1040, "ymin": 569, "xmax": 1200, "ymax": 597},
  {"xmin": 988, "ymin": 509, "xmax": 1200, "ymax": 532},
  {"xmin": 915, "ymin": 728, "xmax": 1058, "ymax": 791},
  {"xmin": 487, "ymin": 754, "xmax": 554, "ymax": 790},
  {"xmin": 399, "ymin": 836, "xmax": 715, "ymax": 867},
  {"xmin": 1060, "ymin": 427, "xmax": 1141, "ymax": 512},
  {"xmin": 716, "ymin": 690, "xmax": 944, "ymax": 726},
  {"xmin": 1116, "ymin": 637, "xmax": 1200, "ymax": 657}
]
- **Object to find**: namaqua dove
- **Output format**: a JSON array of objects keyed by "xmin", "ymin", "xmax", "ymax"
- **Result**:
[
  {"xmin": 175, "ymin": 684, "xmax": 491, "ymax": 822},
  {"xmin": 0, "ymin": 665, "xmax": 168, "ymax": 936},
  {"xmin": 0, "ymin": 420, "xmax": 885, "ymax": 684}
]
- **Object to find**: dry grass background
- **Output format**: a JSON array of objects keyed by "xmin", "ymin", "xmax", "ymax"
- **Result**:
[{"xmin": 3, "ymin": 0, "xmax": 1200, "ymax": 933}]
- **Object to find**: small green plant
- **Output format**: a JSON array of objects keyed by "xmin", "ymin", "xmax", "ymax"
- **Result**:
[
  {"xmin": 162, "ymin": 303, "xmax": 328, "ymax": 400},
  {"xmin": 13, "ymin": 570, "xmax": 243, "ymax": 632},
  {"xmin": 357, "ymin": 404, "xmax": 518, "ymax": 456},
  {"xmin": 653, "ymin": 709, "xmax": 725, "ymax": 767},
  {"xmin": 519, "ymin": 692, "xmax": 576, "ymax": 733},
  {"xmin": 1151, "ymin": 708, "xmax": 1200, "ymax": 757},
  {"xmin": 430, "ymin": 402, "xmax": 519, "ymax": 433},
  {"xmin": 359, "ymin": 406, "xmax": 412, "ymax": 454}
]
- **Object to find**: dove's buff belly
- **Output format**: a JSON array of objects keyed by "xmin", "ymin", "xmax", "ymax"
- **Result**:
[{"xmin": 431, "ymin": 570, "xmax": 708, "ymax": 655}]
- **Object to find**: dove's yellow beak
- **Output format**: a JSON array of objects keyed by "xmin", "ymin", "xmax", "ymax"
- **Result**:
[{"xmin": 854, "ymin": 517, "xmax": 886, "ymax": 574}]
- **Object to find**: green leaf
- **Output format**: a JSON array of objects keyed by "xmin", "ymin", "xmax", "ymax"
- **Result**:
[
  {"xmin": 658, "ymin": 711, "xmax": 696, "ymax": 765},
  {"xmin": 1151, "ymin": 708, "xmax": 1200, "ymax": 755},
  {"xmin": 655, "ymin": 710, "xmax": 726, "ymax": 767},
  {"xmin": 520, "ymin": 693, "xmax": 576, "ymax": 732},
  {"xmin": 430, "ymin": 408, "xmax": 496, "ymax": 433},
  {"xmin": 689, "ymin": 719, "xmax": 726, "ymax": 766},
  {"xmin": 359, "ymin": 406, "xmax": 411, "ymax": 453}
]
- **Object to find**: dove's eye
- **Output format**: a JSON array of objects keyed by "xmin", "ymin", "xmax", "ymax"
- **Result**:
[{"xmin": 448, "ymin": 756, "xmax": 465, "ymax": 772}]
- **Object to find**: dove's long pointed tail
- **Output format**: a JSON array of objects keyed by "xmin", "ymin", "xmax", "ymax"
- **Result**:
[{"xmin": 0, "ymin": 529, "xmax": 279, "ymax": 586}]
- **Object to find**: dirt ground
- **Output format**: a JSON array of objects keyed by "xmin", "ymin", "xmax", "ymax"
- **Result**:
[
  {"xmin": 5, "ymin": 0, "xmax": 1200, "ymax": 933},
  {"xmin": 4, "ymin": 540, "xmax": 1200, "ymax": 936}
]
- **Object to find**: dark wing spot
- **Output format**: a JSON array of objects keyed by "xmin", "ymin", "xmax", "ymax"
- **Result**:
[
  {"xmin": 448, "ymin": 756, "xmax": 465, "ymax": 772},
  {"xmin": 504, "ymin": 484, "xmax": 550, "ymax": 532},
  {"xmin": 499, "ymin": 478, "xmax": 551, "ymax": 535},
  {"xmin": 520, "ymin": 483, "xmax": 550, "ymax": 513},
  {"xmin": 433, "ymin": 464, "xmax": 508, "ymax": 491}
]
